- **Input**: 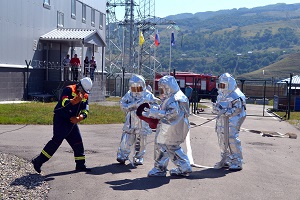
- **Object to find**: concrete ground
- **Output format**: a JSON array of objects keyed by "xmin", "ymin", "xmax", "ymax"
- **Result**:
[{"xmin": 0, "ymin": 101, "xmax": 299, "ymax": 200}]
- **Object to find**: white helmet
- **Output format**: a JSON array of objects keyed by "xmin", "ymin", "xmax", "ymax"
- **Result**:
[
  {"xmin": 129, "ymin": 74, "xmax": 146, "ymax": 99},
  {"xmin": 80, "ymin": 77, "xmax": 93, "ymax": 94}
]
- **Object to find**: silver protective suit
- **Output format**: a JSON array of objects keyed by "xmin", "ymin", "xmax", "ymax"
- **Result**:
[
  {"xmin": 213, "ymin": 73, "xmax": 246, "ymax": 170},
  {"xmin": 143, "ymin": 75, "xmax": 192, "ymax": 176},
  {"xmin": 117, "ymin": 74, "xmax": 159, "ymax": 165}
]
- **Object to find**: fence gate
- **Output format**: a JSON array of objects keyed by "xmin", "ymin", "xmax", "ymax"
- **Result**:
[{"xmin": 238, "ymin": 79, "xmax": 284, "ymax": 117}]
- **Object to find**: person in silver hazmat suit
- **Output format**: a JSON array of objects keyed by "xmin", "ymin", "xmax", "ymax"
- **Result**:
[
  {"xmin": 117, "ymin": 74, "xmax": 159, "ymax": 165},
  {"xmin": 213, "ymin": 73, "xmax": 246, "ymax": 170},
  {"xmin": 142, "ymin": 75, "xmax": 192, "ymax": 177}
]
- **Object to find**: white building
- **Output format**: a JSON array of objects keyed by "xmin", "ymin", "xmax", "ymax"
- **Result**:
[{"xmin": 0, "ymin": 0, "xmax": 107, "ymax": 101}]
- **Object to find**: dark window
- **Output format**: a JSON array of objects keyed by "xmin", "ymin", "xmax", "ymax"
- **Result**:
[
  {"xmin": 43, "ymin": 0, "xmax": 51, "ymax": 9},
  {"xmin": 99, "ymin": 12, "xmax": 104, "ymax": 29},
  {"xmin": 91, "ymin": 9, "xmax": 95, "ymax": 27},
  {"xmin": 71, "ymin": 0, "xmax": 76, "ymax": 19},
  {"xmin": 57, "ymin": 11, "xmax": 64, "ymax": 27},
  {"xmin": 82, "ymin": 4, "xmax": 86, "ymax": 23}
]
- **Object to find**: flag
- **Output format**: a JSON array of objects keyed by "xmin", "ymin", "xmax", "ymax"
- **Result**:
[
  {"xmin": 139, "ymin": 31, "xmax": 145, "ymax": 46},
  {"xmin": 155, "ymin": 30, "xmax": 160, "ymax": 47},
  {"xmin": 171, "ymin": 32, "xmax": 175, "ymax": 46}
]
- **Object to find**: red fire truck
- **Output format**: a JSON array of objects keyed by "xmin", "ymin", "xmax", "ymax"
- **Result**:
[{"xmin": 154, "ymin": 72, "xmax": 218, "ymax": 102}]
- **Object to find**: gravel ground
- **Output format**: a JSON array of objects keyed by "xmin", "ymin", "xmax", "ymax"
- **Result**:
[
  {"xmin": 0, "ymin": 100, "xmax": 118, "ymax": 200},
  {"xmin": 0, "ymin": 153, "xmax": 49, "ymax": 200}
]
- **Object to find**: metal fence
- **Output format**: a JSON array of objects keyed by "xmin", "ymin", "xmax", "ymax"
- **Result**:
[
  {"xmin": 106, "ymin": 73, "xmax": 129, "ymax": 97},
  {"xmin": 30, "ymin": 60, "xmax": 99, "ymax": 82}
]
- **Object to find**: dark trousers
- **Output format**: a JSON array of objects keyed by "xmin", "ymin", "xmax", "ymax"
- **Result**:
[
  {"xmin": 64, "ymin": 66, "xmax": 70, "ymax": 81},
  {"xmin": 72, "ymin": 67, "xmax": 79, "ymax": 81},
  {"xmin": 40, "ymin": 114, "xmax": 85, "ymax": 165},
  {"xmin": 90, "ymin": 68, "xmax": 95, "ymax": 81}
]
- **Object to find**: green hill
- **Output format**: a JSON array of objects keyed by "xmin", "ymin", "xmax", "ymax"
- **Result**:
[
  {"xmin": 154, "ymin": 3, "xmax": 300, "ymax": 77},
  {"xmin": 238, "ymin": 53, "xmax": 300, "ymax": 80}
]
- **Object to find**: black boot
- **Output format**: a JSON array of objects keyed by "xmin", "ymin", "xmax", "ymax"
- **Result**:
[
  {"xmin": 75, "ymin": 164, "xmax": 92, "ymax": 172},
  {"xmin": 31, "ymin": 156, "xmax": 43, "ymax": 173}
]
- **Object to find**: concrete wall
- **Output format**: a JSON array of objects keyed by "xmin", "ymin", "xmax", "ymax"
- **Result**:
[
  {"xmin": 0, "ymin": 68, "xmax": 26, "ymax": 101},
  {"xmin": 0, "ymin": 66, "xmax": 106, "ymax": 102},
  {"xmin": 0, "ymin": 67, "xmax": 45, "ymax": 101}
]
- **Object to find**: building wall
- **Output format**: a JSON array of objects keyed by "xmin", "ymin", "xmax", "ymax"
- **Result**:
[
  {"xmin": 0, "ymin": 67, "xmax": 45, "ymax": 101},
  {"xmin": 0, "ymin": 68, "xmax": 26, "ymax": 101},
  {"xmin": 0, "ymin": 0, "xmax": 106, "ymax": 101}
]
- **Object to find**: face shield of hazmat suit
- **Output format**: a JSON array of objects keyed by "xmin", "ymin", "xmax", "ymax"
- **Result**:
[
  {"xmin": 129, "ymin": 74, "xmax": 146, "ymax": 99},
  {"xmin": 215, "ymin": 73, "xmax": 239, "ymax": 109},
  {"xmin": 158, "ymin": 75, "xmax": 180, "ymax": 100},
  {"xmin": 217, "ymin": 73, "xmax": 237, "ymax": 97}
]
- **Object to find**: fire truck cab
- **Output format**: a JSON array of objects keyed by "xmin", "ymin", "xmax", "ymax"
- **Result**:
[{"xmin": 154, "ymin": 72, "xmax": 218, "ymax": 102}]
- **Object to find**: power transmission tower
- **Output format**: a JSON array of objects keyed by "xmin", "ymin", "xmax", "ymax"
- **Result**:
[{"xmin": 106, "ymin": 0, "xmax": 175, "ymax": 79}]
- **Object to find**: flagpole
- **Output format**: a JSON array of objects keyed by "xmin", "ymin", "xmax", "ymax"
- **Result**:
[
  {"xmin": 138, "ymin": 45, "xmax": 140, "ymax": 74},
  {"xmin": 138, "ymin": 28, "xmax": 141, "ymax": 74},
  {"xmin": 169, "ymin": 33, "xmax": 172, "ymax": 75},
  {"xmin": 153, "ymin": 29, "xmax": 160, "ymax": 95},
  {"xmin": 138, "ymin": 28, "xmax": 146, "ymax": 75},
  {"xmin": 153, "ymin": 47, "xmax": 156, "ymax": 95}
]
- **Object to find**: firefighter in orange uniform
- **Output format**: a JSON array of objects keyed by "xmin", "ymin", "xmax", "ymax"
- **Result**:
[{"xmin": 32, "ymin": 77, "xmax": 93, "ymax": 173}]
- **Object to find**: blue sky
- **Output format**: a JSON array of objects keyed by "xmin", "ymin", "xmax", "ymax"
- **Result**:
[{"xmin": 155, "ymin": 0, "xmax": 300, "ymax": 18}]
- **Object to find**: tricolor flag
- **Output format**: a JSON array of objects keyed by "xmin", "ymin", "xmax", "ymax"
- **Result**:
[
  {"xmin": 155, "ymin": 30, "xmax": 160, "ymax": 47},
  {"xmin": 171, "ymin": 32, "xmax": 175, "ymax": 46},
  {"xmin": 139, "ymin": 31, "xmax": 145, "ymax": 46}
]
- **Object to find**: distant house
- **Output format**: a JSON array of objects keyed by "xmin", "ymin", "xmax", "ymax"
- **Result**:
[
  {"xmin": 277, "ymin": 75, "xmax": 300, "ymax": 95},
  {"xmin": 0, "ymin": 0, "xmax": 106, "ymax": 101},
  {"xmin": 274, "ymin": 75, "xmax": 300, "ymax": 111}
]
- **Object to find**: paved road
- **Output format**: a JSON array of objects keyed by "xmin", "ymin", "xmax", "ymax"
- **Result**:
[{"xmin": 0, "ymin": 102, "xmax": 299, "ymax": 200}]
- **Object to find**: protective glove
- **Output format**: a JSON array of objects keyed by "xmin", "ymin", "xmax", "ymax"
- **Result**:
[
  {"xmin": 141, "ymin": 107, "xmax": 150, "ymax": 117},
  {"xmin": 127, "ymin": 98, "xmax": 145, "ymax": 111},
  {"xmin": 218, "ymin": 101, "xmax": 230, "ymax": 109},
  {"xmin": 142, "ymin": 107, "xmax": 162, "ymax": 119},
  {"xmin": 70, "ymin": 115, "xmax": 84, "ymax": 124},
  {"xmin": 219, "ymin": 107, "xmax": 228, "ymax": 116},
  {"xmin": 217, "ymin": 101, "xmax": 231, "ymax": 114},
  {"xmin": 127, "ymin": 102, "xmax": 138, "ymax": 111}
]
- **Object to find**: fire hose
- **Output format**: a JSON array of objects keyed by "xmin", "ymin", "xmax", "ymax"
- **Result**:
[
  {"xmin": 190, "ymin": 108, "xmax": 227, "ymax": 128},
  {"xmin": 190, "ymin": 115, "xmax": 219, "ymax": 128}
]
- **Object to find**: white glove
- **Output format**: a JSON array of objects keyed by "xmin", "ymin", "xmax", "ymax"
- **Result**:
[
  {"xmin": 215, "ymin": 102, "xmax": 229, "ymax": 115},
  {"xmin": 127, "ymin": 102, "xmax": 138, "ymax": 111},
  {"xmin": 142, "ymin": 107, "xmax": 150, "ymax": 117}
]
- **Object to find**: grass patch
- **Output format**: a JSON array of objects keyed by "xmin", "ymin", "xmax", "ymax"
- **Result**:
[
  {"xmin": 274, "ymin": 111, "xmax": 300, "ymax": 121},
  {"xmin": 197, "ymin": 103, "xmax": 209, "ymax": 109},
  {"xmin": 105, "ymin": 96, "xmax": 121, "ymax": 102},
  {"xmin": 82, "ymin": 104, "xmax": 125, "ymax": 124},
  {"xmin": 273, "ymin": 111, "xmax": 300, "ymax": 128},
  {"xmin": 0, "ymin": 102, "xmax": 125, "ymax": 125},
  {"xmin": 268, "ymin": 99, "xmax": 274, "ymax": 106},
  {"xmin": 0, "ymin": 99, "xmax": 212, "ymax": 125}
]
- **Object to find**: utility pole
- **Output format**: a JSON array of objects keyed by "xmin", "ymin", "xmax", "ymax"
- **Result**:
[{"xmin": 287, "ymin": 73, "xmax": 293, "ymax": 120}]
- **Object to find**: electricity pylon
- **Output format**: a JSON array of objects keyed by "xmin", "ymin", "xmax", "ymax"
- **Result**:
[{"xmin": 106, "ymin": 0, "xmax": 175, "ymax": 79}]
